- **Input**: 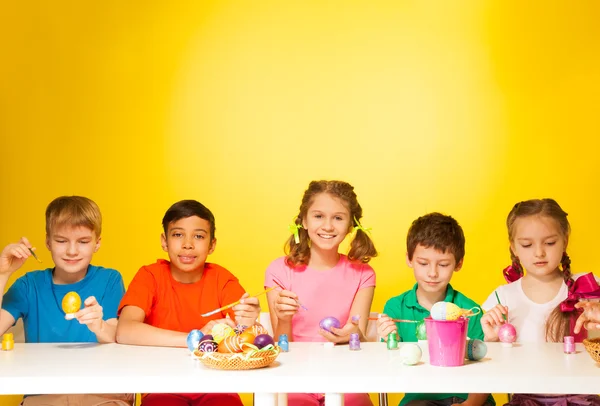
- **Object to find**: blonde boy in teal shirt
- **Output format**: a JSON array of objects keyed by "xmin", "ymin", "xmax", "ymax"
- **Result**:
[{"xmin": 377, "ymin": 213, "xmax": 494, "ymax": 406}]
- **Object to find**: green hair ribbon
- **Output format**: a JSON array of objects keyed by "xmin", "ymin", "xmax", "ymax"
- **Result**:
[
  {"xmin": 289, "ymin": 222, "xmax": 302, "ymax": 244},
  {"xmin": 353, "ymin": 216, "xmax": 372, "ymax": 235}
]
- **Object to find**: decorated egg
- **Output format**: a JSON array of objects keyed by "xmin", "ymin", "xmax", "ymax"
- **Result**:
[
  {"xmin": 62, "ymin": 291, "xmax": 81, "ymax": 320},
  {"xmin": 319, "ymin": 316, "xmax": 341, "ymax": 332},
  {"xmin": 399, "ymin": 343, "xmax": 422, "ymax": 365},
  {"xmin": 415, "ymin": 320, "xmax": 427, "ymax": 340},
  {"xmin": 218, "ymin": 335, "xmax": 243, "ymax": 353},
  {"xmin": 199, "ymin": 334, "xmax": 214, "ymax": 343},
  {"xmin": 234, "ymin": 324, "xmax": 248, "ymax": 334},
  {"xmin": 430, "ymin": 301, "xmax": 462, "ymax": 321},
  {"xmin": 254, "ymin": 334, "xmax": 275, "ymax": 349},
  {"xmin": 238, "ymin": 331, "xmax": 256, "ymax": 345},
  {"xmin": 466, "ymin": 339, "xmax": 487, "ymax": 361},
  {"xmin": 198, "ymin": 340, "xmax": 217, "ymax": 352},
  {"xmin": 186, "ymin": 329, "xmax": 204, "ymax": 352},
  {"xmin": 210, "ymin": 323, "xmax": 235, "ymax": 344},
  {"xmin": 498, "ymin": 323, "xmax": 517, "ymax": 346},
  {"xmin": 247, "ymin": 324, "xmax": 268, "ymax": 336}
]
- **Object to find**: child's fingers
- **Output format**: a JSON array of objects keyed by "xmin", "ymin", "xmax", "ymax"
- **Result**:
[
  {"xmin": 278, "ymin": 290, "xmax": 298, "ymax": 300},
  {"xmin": 84, "ymin": 296, "xmax": 98, "ymax": 307},
  {"xmin": 239, "ymin": 296, "xmax": 259, "ymax": 306},
  {"xmin": 19, "ymin": 237, "xmax": 32, "ymax": 248}
]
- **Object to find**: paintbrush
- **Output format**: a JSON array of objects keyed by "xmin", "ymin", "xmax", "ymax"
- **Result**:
[
  {"xmin": 201, "ymin": 286, "xmax": 277, "ymax": 317},
  {"xmin": 271, "ymin": 278, "xmax": 308, "ymax": 311},
  {"xmin": 28, "ymin": 248, "xmax": 42, "ymax": 263}
]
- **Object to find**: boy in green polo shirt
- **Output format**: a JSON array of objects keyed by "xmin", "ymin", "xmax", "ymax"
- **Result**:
[{"xmin": 377, "ymin": 212, "xmax": 493, "ymax": 406}]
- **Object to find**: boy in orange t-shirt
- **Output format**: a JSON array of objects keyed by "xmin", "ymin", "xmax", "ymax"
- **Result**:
[{"xmin": 117, "ymin": 200, "xmax": 260, "ymax": 406}]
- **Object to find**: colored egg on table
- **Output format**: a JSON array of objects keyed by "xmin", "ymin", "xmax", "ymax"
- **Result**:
[
  {"xmin": 238, "ymin": 331, "xmax": 256, "ymax": 345},
  {"xmin": 466, "ymin": 339, "xmax": 487, "ymax": 361},
  {"xmin": 319, "ymin": 316, "xmax": 341, "ymax": 332},
  {"xmin": 186, "ymin": 329, "xmax": 204, "ymax": 352},
  {"xmin": 430, "ymin": 302, "xmax": 462, "ymax": 321},
  {"xmin": 218, "ymin": 336, "xmax": 243, "ymax": 353},
  {"xmin": 248, "ymin": 324, "xmax": 268, "ymax": 336},
  {"xmin": 210, "ymin": 323, "xmax": 235, "ymax": 344},
  {"xmin": 415, "ymin": 320, "xmax": 427, "ymax": 340},
  {"xmin": 498, "ymin": 323, "xmax": 517, "ymax": 344},
  {"xmin": 254, "ymin": 334, "xmax": 275, "ymax": 349},
  {"xmin": 399, "ymin": 343, "xmax": 422, "ymax": 365},
  {"xmin": 198, "ymin": 340, "xmax": 217, "ymax": 353},
  {"xmin": 62, "ymin": 291, "xmax": 81, "ymax": 319}
]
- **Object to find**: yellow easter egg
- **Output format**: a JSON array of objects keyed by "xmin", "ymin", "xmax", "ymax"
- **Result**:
[
  {"xmin": 62, "ymin": 291, "xmax": 81, "ymax": 319},
  {"xmin": 210, "ymin": 323, "xmax": 235, "ymax": 344}
]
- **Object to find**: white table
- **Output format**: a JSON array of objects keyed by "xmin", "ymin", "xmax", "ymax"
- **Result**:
[{"xmin": 0, "ymin": 341, "xmax": 598, "ymax": 406}]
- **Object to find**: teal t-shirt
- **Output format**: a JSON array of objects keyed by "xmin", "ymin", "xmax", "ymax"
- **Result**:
[{"xmin": 382, "ymin": 283, "xmax": 494, "ymax": 406}]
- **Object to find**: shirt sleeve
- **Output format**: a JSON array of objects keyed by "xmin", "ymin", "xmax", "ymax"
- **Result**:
[
  {"xmin": 358, "ymin": 263, "xmax": 376, "ymax": 289},
  {"xmin": 101, "ymin": 271, "xmax": 126, "ymax": 320},
  {"xmin": 118, "ymin": 267, "xmax": 156, "ymax": 317},
  {"xmin": 264, "ymin": 257, "xmax": 286, "ymax": 289},
  {"xmin": 2, "ymin": 276, "xmax": 29, "ymax": 324},
  {"xmin": 481, "ymin": 287, "xmax": 502, "ymax": 312}
]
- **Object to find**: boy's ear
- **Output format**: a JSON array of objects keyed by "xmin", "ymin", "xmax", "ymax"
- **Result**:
[
  {"xmin": 454, "ymin": 259, "xmax": 464, "ymax": 272},
  {"xmin": 45, "ymin": 235, "xmax": 51, "ymax": 250},
  {"xmin": 208, "ymin": 238, "xmax": 217, "ymax": 254},
  {"xmin": 405, "ymin": 252, "xmax": 413, "ymax": 268},
  {"xmin": 94, "ymin": 236, "xmax": 101, "ymax": 253},
  {"xmin": 160, "ymin": 233, "xmax": 168, "ymax": 252}
]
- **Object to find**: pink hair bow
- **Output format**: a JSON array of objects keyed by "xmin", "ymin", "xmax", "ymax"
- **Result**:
[
  {"xmin": 560, "ymin": 273, "xmax": 600, "ymax": 313},
  {"xmin": 503, "ymin": 264, "xmax": 522, "ymax": 283}
]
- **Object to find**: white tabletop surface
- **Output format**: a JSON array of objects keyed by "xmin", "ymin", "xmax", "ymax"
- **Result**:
[{"xmin": 0, "ymin": 341, "xmax": 598, "ymax": 395}]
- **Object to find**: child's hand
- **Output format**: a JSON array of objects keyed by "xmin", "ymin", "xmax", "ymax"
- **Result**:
[
  {"xmin": 321, "ymin": 315, "xmax": 362, "ymax": 344},
  {"xmin": 200, "ymin": 318, "xmax": 236, "ymax": 336},
  {"xmin": 481, "ymin": 304, "xmax": 508, "ymax": 341},
  {"xmin": 574, "ymin": 301, "xmax": 600, "ymax": 333},
  {"xmin": 376, "ymin": 314, "xmax": 398, "ymax": 342},
  {"xmin": 75, "ymin": 296, "xmax": 104, "ymax": 333},
  {"xmin": 233, "ymin": 293, "xmax": 260, "ymax": 327},
  {"xmin": 0, "ymin": 237, "xmax": 35, "ymax": 277},
  {"xmin": 273, "ymin": 289, "xmax": 300, "ymax": 322}
]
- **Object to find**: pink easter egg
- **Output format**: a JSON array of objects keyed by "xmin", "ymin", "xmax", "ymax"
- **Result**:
[{"xmin": 498, "ymin": 323, "xmax": 517, "ymax": 344}]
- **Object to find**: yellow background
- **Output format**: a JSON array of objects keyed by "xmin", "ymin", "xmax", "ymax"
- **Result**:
[{"xmin": 1, "ymin": 1, "xmax": 600, "ymax": 405}]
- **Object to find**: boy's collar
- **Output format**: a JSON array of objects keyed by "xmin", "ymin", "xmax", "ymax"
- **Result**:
[{"xmin": 406, "ymin": 282, "xmax": 455, "ymax": 309}]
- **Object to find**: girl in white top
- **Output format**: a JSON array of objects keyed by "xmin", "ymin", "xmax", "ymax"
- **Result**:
[{"xmin": 481, "ymin": 199, "xmax": 600, "ymax": 406}]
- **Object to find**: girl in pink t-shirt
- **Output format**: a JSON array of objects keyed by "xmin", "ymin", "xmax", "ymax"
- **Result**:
[{"xmin": 264, "ymin": 180, "xmax": 377, "ymax": 406}]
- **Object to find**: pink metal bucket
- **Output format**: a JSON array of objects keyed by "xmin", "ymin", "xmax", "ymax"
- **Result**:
[{"xmin": 425, "ymin": 316, "xmax": 468, "ymax": 367}]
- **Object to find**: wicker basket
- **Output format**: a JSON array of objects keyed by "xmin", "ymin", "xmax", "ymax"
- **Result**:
[
  {"xmin": 194, "ymin": 347, "xmax": 280, "ymax": 370},
  {"xmin": 583, "ymin": 338, "xmax": 600, "ymax": 363}
]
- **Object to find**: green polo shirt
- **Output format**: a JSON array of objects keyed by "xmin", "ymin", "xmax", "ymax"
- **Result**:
[{"xmin": 383, "ymin": 283, "xmax": 494, "ymax": 406}]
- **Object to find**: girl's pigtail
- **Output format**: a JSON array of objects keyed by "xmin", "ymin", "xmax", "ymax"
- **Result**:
[
  {"xmin": 545, "ymin": 251, "xmax": 575, "ymax": 342},
  {"xmin": 285, "ymin": 217, "xmax": 311, "ymax": 266},
  {"xmin": 348, "ymin": 225, "xmax": 378, "ymax": 264},
  {"xmin": 503, "ymin": 249, "xmax": 524, "ymax": 282}
]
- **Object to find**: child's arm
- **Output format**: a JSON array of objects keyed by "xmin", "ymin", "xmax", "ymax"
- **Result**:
[
  {"xmin": 322, "ymin": 286, "xmax": 375, "ymax": 344},
  {"xmin": 574, "ymin": 301, "xmax": 600, "ymax": 333},
  {"xmin": 0, "ymin": 239, "xmax": 35, "ymax": 335},
  {"xmin": 72, "ymin": 296, "xmax": 117, "ymax": 343},
  {"xmin": 116, "ymin": 305, "xmax": 236, "ymax": 347},
  {"xmin": 266, "ymin": 288, "xmax": 298, "ymax": 341}
]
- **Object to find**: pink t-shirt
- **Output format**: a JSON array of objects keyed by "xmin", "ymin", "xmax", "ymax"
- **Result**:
[{"xmin": 264, "ymin": 254, "xmax": 376, "ymax": 342}]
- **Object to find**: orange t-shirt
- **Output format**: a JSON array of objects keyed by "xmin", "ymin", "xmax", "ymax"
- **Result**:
[{"xmin": 118, "ymin": 259, "xmax": 246, "ymax": 332}]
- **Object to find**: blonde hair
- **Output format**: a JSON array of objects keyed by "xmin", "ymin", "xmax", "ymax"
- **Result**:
[
  {"xmin": 506, "ymin": 198, "xmax": 572, "ymax": 342},
  {"xmin": 45, "ymin": 196, "xmax": 102, "ymax": 237}
]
